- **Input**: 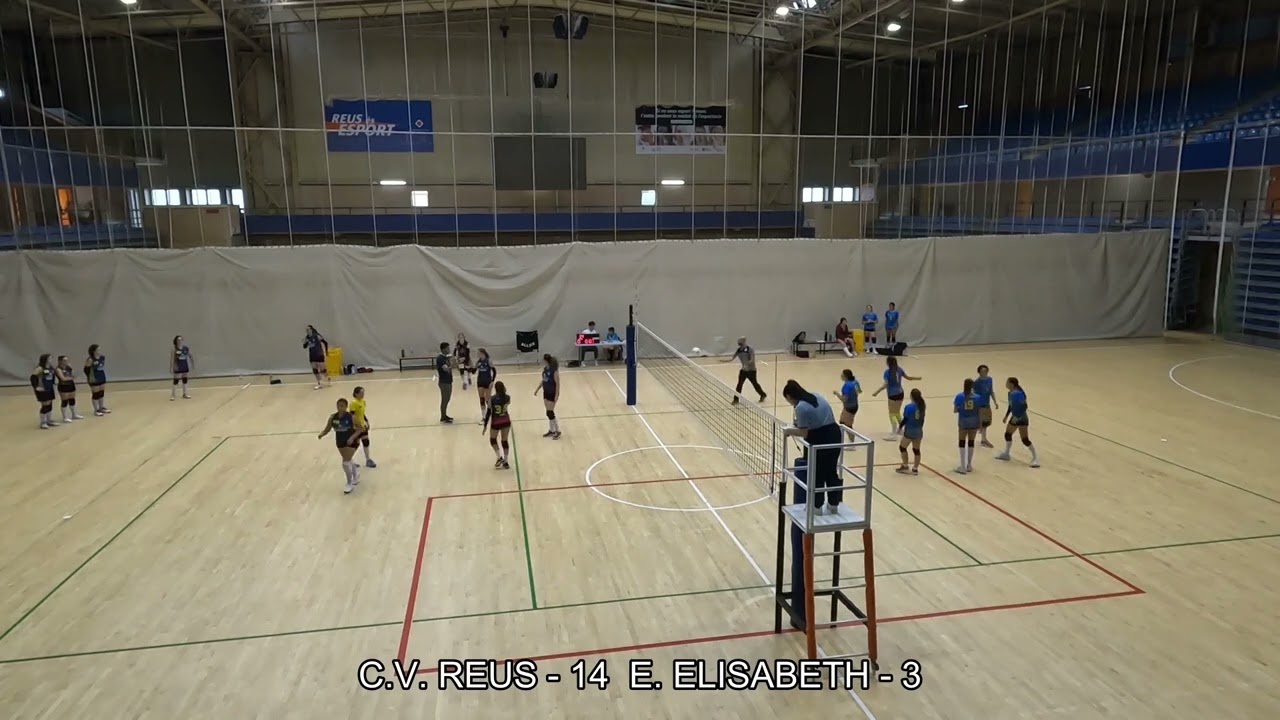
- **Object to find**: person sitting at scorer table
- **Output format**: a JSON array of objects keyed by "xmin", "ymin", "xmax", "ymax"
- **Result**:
[
  {"xmin": 604, "ymin": 326, "xmax": 623, "ymax": 362},
  {"xmin": 578, "ymin": 321, "xmax": 600, "ymax": 363}
]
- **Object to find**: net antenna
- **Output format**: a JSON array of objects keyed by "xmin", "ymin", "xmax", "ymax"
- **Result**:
[{"xmin": 630, "ymin": 318, "xmax": 787, "ymax": 496}]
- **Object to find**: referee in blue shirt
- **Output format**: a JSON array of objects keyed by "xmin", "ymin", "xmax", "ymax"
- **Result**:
[{"xmin": 783, "ymin": 379, "xmax": 844, "ymax": 515}]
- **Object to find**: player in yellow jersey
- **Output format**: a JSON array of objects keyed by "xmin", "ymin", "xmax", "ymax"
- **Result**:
[{"xmin": 350, "ymin": 386, "xmax": 377, "ymax": 468}]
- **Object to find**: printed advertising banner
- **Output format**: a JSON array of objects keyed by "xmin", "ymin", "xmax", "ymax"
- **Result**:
[
  {"xmin": 324, "ymin": 99, "xmax": 434, "ymax": 152},
  {"xmin": 634, "ymin": 105, "xmax": 727, "ymax": 154}
]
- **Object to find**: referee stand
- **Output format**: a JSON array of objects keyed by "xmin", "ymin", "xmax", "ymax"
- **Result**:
[{"xmin": 773, "ymin": 428, "xmax": 879, "ymax": 667}]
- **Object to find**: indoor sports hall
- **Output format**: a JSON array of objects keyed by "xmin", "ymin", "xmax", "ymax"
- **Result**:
[{"xmin": 2, "ymin": 0, "xmax": 1280, "ymax": 718}]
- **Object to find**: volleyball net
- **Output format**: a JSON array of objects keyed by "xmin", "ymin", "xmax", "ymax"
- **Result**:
[{"xmin": 627, "ymin": 316, "xmax": 787, "ymax": 496}]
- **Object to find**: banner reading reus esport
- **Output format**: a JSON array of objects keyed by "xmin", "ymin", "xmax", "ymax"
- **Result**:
[
  {"xmin": 324, "ymin": 98, "xmax": 434, "ymax": 152},
  {"xmin": 634, "ymin": 105, "xmax": 727, "ymax": 154}
]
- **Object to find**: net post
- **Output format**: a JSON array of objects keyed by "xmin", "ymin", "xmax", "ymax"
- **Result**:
[
  {"xmin": 802, "ymin": 533, "xmax": 817, "ymax": 660},
  {"xmin": 625, "ymin": 305, "xmax": 637, "ymax": 406}
]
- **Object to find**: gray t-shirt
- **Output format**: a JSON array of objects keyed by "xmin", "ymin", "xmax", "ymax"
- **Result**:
[{"xmin": 734, "ymin": 345, "xmax": 756, "ymax": 372}]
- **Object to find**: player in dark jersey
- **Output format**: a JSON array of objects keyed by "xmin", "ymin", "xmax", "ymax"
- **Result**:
[
  {"xmin": 455, "ymin": 333, "xmax": 474, "ymax": 390},
  {"xmin": 54, "ymin": 355, "xmax": 84, "ymax": 423},
  {"xmin": 475, "ymin": 348, "xmax": 497, "ymax": 420},
  {"xmin": 84, "ymin": 344, "xmax": 110, "ymax": 416},
  {"xmin": 170, "ymin": 335, "xmax": 193, "ymax": 400},
  {"xmin": 483, "ymin": 380, "xmax": 513, "ymax": 469},
  {"xmin": 304, "ymin": 325, "xmax": 330, "ymax": 390},
  {"xmin": 318, "ymin": 397, "xmax": 367, "ymax": 494},
  {"xmin": 534, "ymin": 354, "xmax": 562, "ymax": 439},
  {"xmin": 31, "ymin": 354, "xmax": 59, "ymax": 429}
]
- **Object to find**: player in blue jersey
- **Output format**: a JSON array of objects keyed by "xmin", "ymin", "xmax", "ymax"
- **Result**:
[
  {"xmin": 31, "ymin": 354, "xmax": 59, "ymax": 429},
  {"xmin": 475, "ymin": 348, "xmax": 497, "ymax": 420},
  {"xmin": 303, "ymin": 325, "xmax": 330, "ymax": 390},
  {"xmin": 994, "ymin": 377, "xmax": 1040, "ymax": 468},
  {"xmin": 953, "ymin": 378, "xmax": 982, "ymax": 474},
  {"xmin": 861, "ymin": 305, "xmax": 878, "ymax": 354},
  {"xmin": 871, "ymin": 356, "xmax": 922, "ymax": 440},
  {"xmin": 973, "ymin": 364, "xmax": 999, "ymax": 448},
  {"xmin": 895, "ymin": 389, "xmax": 927, "ymax": 475},
  {"xmin": 318, "ymin": 397, "xmax": 367, "ymax": 494},
  {"xmin": 884, "ymin": 303, "xmax": 900, "ymax": 347},
  {"xmin": 534, "ymin": 354, "xmax": 562, "ymax": 439},
  {"xmin": 84, "ymin": 344, "xmax": 110, "ymax": 416},
  {"xmin": 170, "ymin": 335, "xmax": 193, "ymax": 400},
  {"xmin": 833, "ymin": 369, "xmax": 861, "ymax": 429}
]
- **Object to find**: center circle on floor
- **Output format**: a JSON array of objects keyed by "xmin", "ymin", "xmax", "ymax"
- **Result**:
[{"xmin": 584, "ymin": 444, "xmax": 775, "ymax": 513}]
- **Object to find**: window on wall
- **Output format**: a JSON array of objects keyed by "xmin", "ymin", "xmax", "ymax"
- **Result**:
[
  {"xmin": 640, "ymin": 190, "xmax": 657, "ymax": 207},
  {"xmin": 411, "ymin": 190, "xmax": 430, "ymax": 208},
  {"xmin": 801, "ymin": 187, "xmax": 829, "ymax": 203},
  {"xmin": 230, "ymin": 189, "xmax": 245, "ymax": 210},
  {"xmin": 190, "ymin": 189, "xmax": 208, "ymax": 205},
  {"xmin": 127, "ymin": 188, "xmax": 142, "ymax": 228},
  {"xmin": 833, "ymin": 187, "xmax": 856, "ymax": 202}
]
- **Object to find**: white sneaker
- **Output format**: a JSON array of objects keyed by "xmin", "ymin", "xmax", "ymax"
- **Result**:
[
  {"xmin": 826, "ymin": 503, "xmax": 840, "ymax": 516},
  {"xmin": 844, "ymin": 348, "xmax": 853, "ymax": 357},
  {"xmin": 343, "ymin": 481, "xmax": 354, "ymax": 494},
  {"xmin": 313, "ymin": 384, "xmax": 322, "ymax": 390},
  {"xmin": 47, "ymin": 420, "xmax": 59, "ymax": 427},
  {"xmin": 1030, "ymin": 460, "xmax": 1041, "ymax": 468},
  {"xmin": 72, "ymin": 412, "xmax": 85, "ymax": 420},
  {"xmin": 883, "ymin": 434, "xmax": 898, "ymax": 441},
  {"xmin": 182, "ymin": 393, "xmax": 191, "ymax": 399},
  {"xmin": 994, "ymin": 452, "xmax": 1011, "ymax": 461},
  {"xmin": 39, "ymin": 422, "xmax": 49, "ymax": 430}
]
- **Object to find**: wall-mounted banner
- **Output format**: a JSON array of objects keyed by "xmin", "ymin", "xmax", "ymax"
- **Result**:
[
  {"xmin": 634, "ymin": 105, "xmax": 727, "ymax": 154},
  {"xmin": 324, "ymin": 99, "xmax": 434, "ymax": 152}
]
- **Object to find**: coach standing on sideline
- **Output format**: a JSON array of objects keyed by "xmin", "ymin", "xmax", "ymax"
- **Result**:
[
  {"xmin": 722, "ymin": 336, "xmax": 767, "ymax": 405},
  {"xmin": 782, "ymin": 379, "xmax": 844, "ymax": 516},
  {"xmin": 436, "ymin": 341, "xmax": 454, "ymax": 424}
]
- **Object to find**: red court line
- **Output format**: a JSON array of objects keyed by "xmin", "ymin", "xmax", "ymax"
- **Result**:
[
  {"xmin": 919, "ymin": 462, "xmax": 1145, "ymax": 594},
  {"xmin": 397, "ymin": 496, "xmax": 435, "ymax": 664},
  {"xmin": 411, "ymin": 586, "xmax": 1142, "ymax": 674}
]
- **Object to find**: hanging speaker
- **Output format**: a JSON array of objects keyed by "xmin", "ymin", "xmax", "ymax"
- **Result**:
[
  {"xmin": 533, "ymin": 72, "xmax": 545, "ymax": 88},
  {"xmin": 545, "ymin": 72, "xmax": 559, "ymax": 89},
  {"xmin": 552, "ymin": 14, "xmax": 569, "ymax": 39},
  {"xmin": 572, "ymin": 16, "xmax": 590, "ymax": 40}
]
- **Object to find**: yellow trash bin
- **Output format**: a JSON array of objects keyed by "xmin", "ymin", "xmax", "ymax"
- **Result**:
[
  {"xmin": 852, "ymin": 330, "xmax": 865, "ymax": 354},
  {"xmin": 325, "ymin": 347, "xmax": 344, "ymax": 376}
]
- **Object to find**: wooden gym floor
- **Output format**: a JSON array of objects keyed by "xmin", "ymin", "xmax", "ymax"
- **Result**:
[{"xmin": 0, "ymin": 334, "xmax": 1278, "ymax": 719}]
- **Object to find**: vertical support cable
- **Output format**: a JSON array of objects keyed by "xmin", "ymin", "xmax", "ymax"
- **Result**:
[
  {"xmin": 988, "ymin": 4, "xmax": 1013, "ymax": 230},
  {"xmin": 268, "ymin": 15, "xmax": 295, "ymax": 246},
  {"xmin": 22, "ymin": 4, "xmax": 68, "ymax": 249},
  {"xmin": 790, "ymin": 15, "xmax": 806, "ymax": 239},
  {"xmin": 356, "ymin": 19, "xmax": 379, "ymax": 248},
  {"xmin": 1095, "ymin": 0, "xmax": 1131, "ymax": 231},
  {"xmin": 1211, "ymin": 0, "xmax": 1254, "ymax": 337},
  {"xmin": 397, "ymin": 0, "xmax": 418, "ymax": 246},
  {"xmin": 44, "ymin": 19, "xmax": 84, "ymax": 250},
  {"xmin": 442, "ymin": 2, "xmax": 461, "ymax": 247},
  {"xmin": 1161, "ymin": 6, "xmax": 1199, "ymax": 330},
  {"xmin": 1075, "ymin": 0, "xmax": 1109, "ymax": 228},
  {"xmin": 483, "ymin": 0, "xmax": 500, "ymax": 247},
  {"xmin": 721, "ymin": 3, "xmax": 729, "ymax": 239},
  {"xmin": 217, "ymin": 1, "xmax": 253, "ymax": 246},
  {"xmin": 174, "ymin": 28, "xmax": 207, "ymax": 248},
  {"xmin": 309, "ymin": 0, "xmax": 337, "ymax": 244},
  {"xmin": 754, "ymin": 28, "xmax": 764, "ymax": 240},
  {"xmin": 565, "ymin": 0, "xmax": 577, "ymax": 242},
  {"xmin": 1146, "ymin": 0, "xmax": 1179, "ymax": 227},
  {"xmin": 524, "ymin": 2, "xmax": 539, "ymax": 246},
  {"xmin": 612, "ymin": 2, "xmax": 620, "ymax": 243},
  {"xmin": 0, "ymin": 24, "xmax": 18, "ymax": 246},
  {"xmin": 1237, "ymin": 8, "xmax": 1280, "ymax": 336},
  {"xmin": 690, "ymin": 3, "xmax": 697, "ymax": 241},
  {"xmin": 655, "ymin": 8, "xmax": 661, "ymax": 240},
  {"xmin": 123, "ymin": 10, "xmax": 163, "ymax": 248},
  {"xmin": 828, "ymin": 0, "xmax": 846, "ymax": 236}
]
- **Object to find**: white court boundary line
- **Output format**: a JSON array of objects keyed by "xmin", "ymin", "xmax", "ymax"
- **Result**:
[
  {"xmin": 604, "ymin": 370, "xmax": 769, "ymax": 583},
  {"xmin": 1168, "ymin": 356, "xmax": 1280, "ymax": 421},
  {"xmin": 584, "ymin": 444, "xmax": 774, "ymax": 513}
]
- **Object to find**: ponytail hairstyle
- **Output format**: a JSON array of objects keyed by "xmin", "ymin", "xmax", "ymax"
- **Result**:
[
  {"xmin": 841, "ymin": 368, "xmax": 854, "ymax": 381},
  {"xmin": 886, "ymin": 355, "xmax": 900, "ymax": 378},
  {"xmin": 782, "ymin": 379, "xmax": 819, "ymax": 407},
  {"xmin": 544, "ymin": 354, "xmax": 559, "ymax": 372},
  {"xmin": 910, "ymin": 388, "xmax": 926, "ymax": 415},
  {"xmin": 88, "ymin": 344, "xmax": 100, "ymax": 359},
  {"xmin": 494, "ymin": 380, "xmax": 507, "ymax": 397},
  {"xmin": 37, "ymin": 353, "xmax": 51, "ymax": 369},
  {"xmin": 1007, "ymin": 376, "xmax": 1021, "ymax": 391},
  {"xmin": 478, "ymin": 348, "xmax": 490, "ymax": 362},
  {"xmin": 173, "ymin": 335, "xmax": 183, "ymax": 348},
  {"xmin": 963, "ymin": 378, "xmax": 975, "ymax": 397}
]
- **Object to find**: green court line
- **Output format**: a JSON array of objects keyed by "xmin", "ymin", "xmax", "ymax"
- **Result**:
[
  {"xmin": 1032, "ymin": 410, "xmax": 1280, "ymax": 506},
  {"xmin": 0, "ymin": 438, "xmax": 230, "ymax": 647},
  {"xmin": 8, "ymin": 531, "xmax": 1280, "ymax": 666},
  {"xmin": 510, "ymin": 430, "xmax": 539, "ymax": 609},
  {"xmin": 872, "ymin": 487, "xmax": 982, "ymax": 565}
]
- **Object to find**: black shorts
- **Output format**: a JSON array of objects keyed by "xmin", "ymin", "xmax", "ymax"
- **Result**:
[
  {"xmin": 309, "ymin": 353, "xmax": 325, "ymax": 364},
  {"xmin": 888, "ymin": 392, "xmax": 905, "ymax": 402},
  {"xmin": 477, "ymin": 375, "xmax": 493, "ymax": 389},
  {"xmin": 35, "ymin": 390, "xmax": 55, "ymax": 403},
  {"xmin": 1009, "ymin": 416, "xmax": 1030, "ymax": 428},
  {"xmin": 58, "ymin": 383, "xmax": 76, "ymax": 394},
  {"xmin": 174, "ymin": 365, "xmax": 190, "ymax": 375},
  {"xmin": 842, "ymin": 405, "xmax": 859, "ymax": 416},
  {"xmin": 543, "ymin": 384, "xmax": 557, "ymax": 401},
  {"xmin": 336, "ymin": 432, "xmax": 354, "ymax": 448}
]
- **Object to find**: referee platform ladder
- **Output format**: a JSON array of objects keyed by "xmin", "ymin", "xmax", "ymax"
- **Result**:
[{"xmin": 772, "ymin": 428, "xmax": 878, "ymax": 667}]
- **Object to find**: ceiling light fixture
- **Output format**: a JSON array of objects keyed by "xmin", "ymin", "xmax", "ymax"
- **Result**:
[
  {"xmin": 886, "ymin": 21, "xmax": 902, "ymax": 33},
  {"xmin": 774, "ymin": 6, "xmax": 790, "ymax": 17},
  {"xmin": 378, "ymin": 179, "xmax": 407, "ymax": 186}
]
